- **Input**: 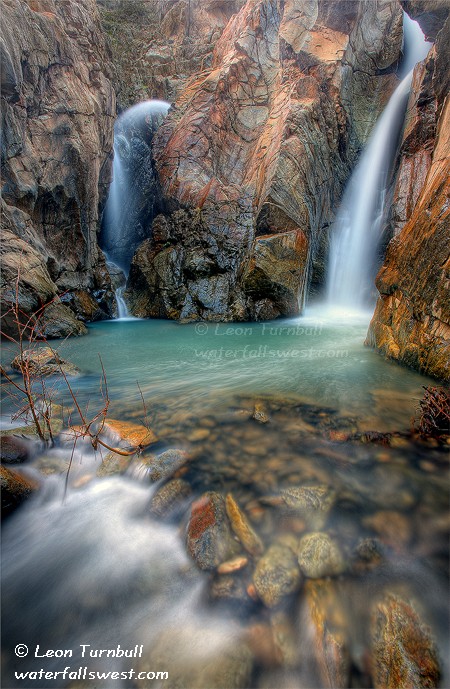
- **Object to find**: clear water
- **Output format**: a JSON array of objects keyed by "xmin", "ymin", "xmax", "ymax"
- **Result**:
[{"xmin": 2, "ymin": 315, "xmax": 448, "ymax": 687}]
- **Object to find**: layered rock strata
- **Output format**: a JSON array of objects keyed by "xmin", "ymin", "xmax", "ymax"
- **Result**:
[
  {"xmin": 126, "ymin": 0, "xmax": 403, "ymax": 322},
  {"xmin": 1, "ymin": 0, "xmax": 116, "ymax": 337},
  {"xmin": 366, "ymin": 14, "xmax": 450, "ymax": 380}
]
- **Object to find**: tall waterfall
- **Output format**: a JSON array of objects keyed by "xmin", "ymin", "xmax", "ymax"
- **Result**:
[
  {"xmin": 101, "ymin": 99, "xmax": 170, "ymax": 318},
  {"xmin": 326, "ymin": 15, "xmax": 431, "ymax": 312}
]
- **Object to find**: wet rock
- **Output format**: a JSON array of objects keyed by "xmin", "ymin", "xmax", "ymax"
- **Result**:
[
  {"xmin": 136, "ymin": 626, "xmax": 253, "ymax": 689},
  {"xmin": 253, "ymin": 543, "xmax": 303, "ymax": 608},
  {"xmin": 187, "ymin": 428, "xmax": 210, "ymax": 442},
  {"xmin": 300, "ymin": 579, "xmax": 351, "ymax": 688},
  {"xmin": 225, "ymin": 493, "xmax": 264, "ymax": 557},
  {"xmin": 297, "ymin": 533, "xmax": 346, "ymax": 579},
  {"xmin": 96, "ymin": 451, "xmax": 133, "ymax": 478},
  {"xmin": 263, "ymin": 485, "xmax": 335, "ymax": 530},
  {"xmin": 149, "ymin": 478, "xmax": 192, "ymax": 519},
  {"xmin": 371, "ymin": 593, "xmax": 440, "ymax": 688},
  {"xmin": 210, "ymin": 572, "xmax": 250, "ymax": 607},
  {"xmin": 101, "ymin": 419, "xmax": 158, "ymax": 449},
  {"xmin": 253, "ymin": 401, "xmax": 270, "ymax": 424},
  {"xmin": 187, "ymin": 492, "xmax": 240, "ymax": 571},
  {"xmin": 246, "ymin": 623, "xmax": 280, "ymax": 668},
  {"xmin": 139, "ymin": 449, "xmax": 190, "ymax": 482},
  {"xmin": 352, "ymin": 538, "xmax": 386, "ymax": 574},
  {"xmin": 1, "ymin": 466, "xmax": 39, "ymax": 517},
  {"xmin": 0, "ymin": 434, "xmax": 33, "ymax": 463},
  {"xmin": 270, "ymin": 611, "xmax": 299, "ymax": 668},
  {"xmin": 11, "ymin": 346, "xmax": 80, "ymax": 377},
  {"xmin": 363, "ymin": 511, "xmax": 412, "ymax": 551},
  {"xmin": 217, "ymin": 556, "xmax": 248, "ymax": 575}
]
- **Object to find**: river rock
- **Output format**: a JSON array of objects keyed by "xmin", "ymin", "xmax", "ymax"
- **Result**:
[
  {"xmin": 371, "ymin": 593, "xmax": 440, "ymax": 688},
  {"xmin": 11, "ymin": 347, "xmax": 80, "ymax": 377},
  {"xmin": 363, "ymin": 510, "xmax": 412, "ymax": 550},
  {"xmin": 96, "ymin": 450, "xmax": 133, "ymax": 478},
  {"xmin": 101, "ymin": 419, "xmax": 158, "ymax": 449},
  {"xmin": 0, "ymin": 434, "xmax": 33, "ymax": 463},
  {"xmin": 252, "ymin": 401, "xmax": 270, "ymax": 424},
  {"xmin": 352, "ymin": 537, "xmax": 385, "ymax": 574},
  {"xmin": 136, "ymin": 626, "xmax": 253, "ymax": 689},
  {"xmin": 210, "ymin": 571, "xmax": 250, "ymax": 607},
  {"xmin": 0, "ymin": 465, "xmax": 39, "ymax": 517},
  {"xmin": 149, "ymin": 478, "xmax": 192, "ymax": 519},
  {"xmin": 187, "ymin": 492, "xmax": 240, "ymax": 570},
  {"xmin": 300, "ymin": 579, "xmax": 350, "ymax": 688},
  {"xmin": 217, "ymin": 556, "xmax": 249, "ymax": 575},
  {"xmin": 225, "ymin": 493, "xmax": 264, "ymax": 556},
  {"xmin": 297, "ymin": 533, "xmax": 346, "ymax": 579},
  {"xmin": 263, "ymin": 485, "xmax": 335, "ymax": 530},
  {"xmin": 253, "ymin": 544, "xmax": 303, "ymax": 608},
  {"xmin": 140, "ymin": 448, "xmax": 190, "ymax": 482}
]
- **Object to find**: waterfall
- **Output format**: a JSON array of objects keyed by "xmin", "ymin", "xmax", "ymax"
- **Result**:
[
  {"xmin": 326, "ymin": 15, "xmax": 431, "ymax": 313},
  {"xmin": 101, "ymin": 99, "xmax": 171, "ymax": 318}
]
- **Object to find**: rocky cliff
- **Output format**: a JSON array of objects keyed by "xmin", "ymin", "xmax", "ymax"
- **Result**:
[
  {"xmin": 126, "ymin": 0, "xmax": 403, "ymax": 322},
  {"xmin": 366, "ymin": 11, "xmax": 450, "ymax": 381},
  {"xmin": 1, "ymin": 0, "xmax": 116, "ymax": 337}
]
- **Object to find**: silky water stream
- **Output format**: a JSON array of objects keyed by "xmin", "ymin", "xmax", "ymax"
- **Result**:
[{"xmin": 1, "ymin": 315, "xmax": 449, "ymax": 688}]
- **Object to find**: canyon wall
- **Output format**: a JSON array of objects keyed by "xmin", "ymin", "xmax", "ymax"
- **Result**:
[
  {"xmin": 366, "ymin": 11, "xmax": 450, "ymax": 381},
  {"xmin": 1, "ymin": 0, "xmax": 116, "ymax": 337},
  {"xmin": 126, "ymin": 0, "xmax": 403, "ymax": 322}
]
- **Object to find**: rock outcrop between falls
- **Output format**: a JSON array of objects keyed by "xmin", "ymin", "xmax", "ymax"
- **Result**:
[
  {"xmin": 125, "ymin": 0, "xmax": 403, "ymax": 322},
  {"xmin": 1, "ymin": 0, "xmax": 116, "ymax": 338},
  {"xmin": 366, "ymin": 12, "xmax": 450, "ymax": 381}
]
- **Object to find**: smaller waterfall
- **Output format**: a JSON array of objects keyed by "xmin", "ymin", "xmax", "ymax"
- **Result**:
[
  {"xmin": 101, "ymin": 99, "xmax": 171, "ymax": 319},
  {"xmin": 326, "ymin": 15, "xmax": 431, "ymax": 312}
]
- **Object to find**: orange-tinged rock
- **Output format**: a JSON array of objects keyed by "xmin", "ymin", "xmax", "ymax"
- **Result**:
[
  {"xmin": 225, "ymin": 493, "xmax": 264, "ymax": 557},
  {"xmin": 102, "ymin": 419, "xmax": 158, "ymax": 448}
]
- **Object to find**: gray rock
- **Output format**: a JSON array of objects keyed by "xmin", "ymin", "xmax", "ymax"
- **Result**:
[
  {"xmin": 253, "ymin": 543, "xmax": 303, "ymax": 608},
  {"xmin": 297, "ymin": 532, "xmax": 346, "ymax": 579}
]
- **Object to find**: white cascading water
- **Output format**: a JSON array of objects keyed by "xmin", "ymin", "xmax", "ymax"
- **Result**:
[
  {"xmin": 326, "ymin": 15, "xmax": 431, "ymax": 313},
  {"xmin": 103, "ymin": 100, "xmax": 170, "ymax": 318}
]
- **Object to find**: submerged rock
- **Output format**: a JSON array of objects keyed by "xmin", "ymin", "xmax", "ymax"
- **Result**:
[
  {"xmin": 297, "ymin": 533, "xmax": 346, "ymax": 579},
  {"xmin": 225, "ymin": 493, "xmax": 264, "ymax": 557},
  {"xmin": 371, "ymin": 593, "xmax": 440, "ymax": 688},
  {"xmin": 263, "ymin": 485, "xmax": 335, "ymax": 530},
  {"xmin": 253, "ymin": 544, "xmax": 302, "ymax": 608},
  {"xmin": 149, "ymin": 478, "xmax": 192, "ymax": 519},
  {"xmin": 187, "ymin": 492, "xmax": 240, "ymax": 570},
  {"xmin": 11, "ymin": 347, "xmax": 80, "ymax": 377},
  {"xmin": 139, "ymin": 448, "xmax": 189, "ymax": 482},
  {"xmin": 0, "ymin": 434, "xmax": 33, "ymax": 463},
  {"xmin": 301, "ymin": 579, "xmax": 351, "ymax": 689},
  {"xmin": 136, "ymin": 626, "xmax": 253, "ymax": 689}
]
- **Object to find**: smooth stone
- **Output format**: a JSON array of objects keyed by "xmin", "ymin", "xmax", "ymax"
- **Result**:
[
  {"xmin": 101, "ymin": 418, "xmax": 158, "ymax": 448},
  {"xmin": 270, "ymin": 611, "xmax": 298, "ymax": 668},
  {"xmin": 253, "ymin": 543, "xmax": 303, "ymax": 608},
  {"xmin": 187, "ymin": 428, "xmax": 210, "ymax": 442},
  {"xmin": 11, "ymin": 346, "xmax": 80, "ymax": 377},
  {"xmin": 187, "ymin": 492, "xmax": 240, "ymax": 571},
  {"xmin": 226, "ymin": 493, "xmax": 264, "ymax": 556},
  {"xmin": 363, "ymin": 510, "xmax": 412, "ymax": 550},
  {"xmin": 209, "ymin": 572, "xmax": 250, "ymax": 606},
  {"xmin": 371, "ymin": 594, "xmax": 440, "ymax": 688},
  {"xmin": 149, "ymin": 478, "xmax": 192, "ymax": 518},
  {"xmin": 217, "ymin": 556, "xmax": 249, "ymax": 574},
  {"xmin": 297, "ymin": 532, "xmax": 346, "ymax": 579},
  {"xmin": 96, "ymin": 450, "xmax": 133, "ymax": 477},
  {"xmin": 300, "ymin": 579, "xmax": 350, "ymax": 688},
  {"xmin": 139, "ymin": 448, "xmax": 190, "ymax": 481}
]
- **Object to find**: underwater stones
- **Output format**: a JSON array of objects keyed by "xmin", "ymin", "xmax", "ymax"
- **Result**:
[
  {"xmin": 149, "ymin": 478, "xmax": 192, "ymax": 519},
  {"xmin": 252, "ymin": 401, "xmax": 270, "ymax": 424},
  {"xmin": 263, "ymin": 485, "xmax": 335, "ymax": 530},
  {"xmin": 0, "ymin": 466, "xmax": 38, "ymax": 517},
  {"xmin": 301, "ymin": 579, "xmax": 351, "ymax": 688},
  {"xmin": 225, "ymin": 494, "xmax": 264, "ymax": 557},
  {"xmin": 140, "ymin": 448, "xmax": 190, "ymax": 482},
  {"xmin": 136, "ymin": 626, "xmax": 253, "ymax": 689},
  {"xmin": 101, "ymin": 419, "xmax": 158, "ymax": 450},
  {"xmin": 210, "ymin": 571, "xmax": 250, "ymax": 607},
  {"xmin": 363, "ymin": 510, "xmax": 412, "ymax": 551},
  {"xmin": 217, "ymin": 556, "xmax": 249, "ymax": 575},
  {"xmin": 253, "ymin": 544, "xmax": 303, "ymax": 608},
  {"xmin": 297, "ymin": 533, "xmax": 346, "ymax": 579},
  {"xmin": 96, "ymin": 451, "xmax": 133, "ymax": 478},
  {"xmin": 352, "ymin": 538, "xmax": 385, "ymax": 574},
  {"xmin": 11, "ymin": 347, "xmax": 80, "ymax": 378},
  {"xmin": 187, "ymin": 492, "xmax": 240, "ymax": 571},
  {"xmin": 370, "ymin": 594, "xmax": 440, "ymax": 688}
]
